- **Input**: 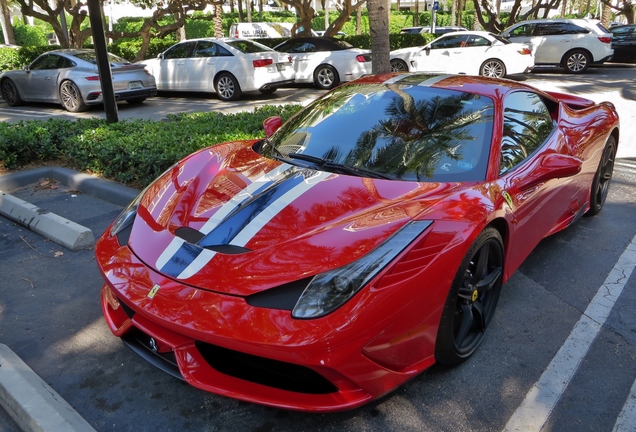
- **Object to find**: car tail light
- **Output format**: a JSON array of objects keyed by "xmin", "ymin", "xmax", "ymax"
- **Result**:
[
  {"xmin": 598, "ymin": 36, "xmax": 612, "ymax": 43},
  {"xmin": 288, "ymin": 56, "xmax": 292, "ymax": 63},
  {"xmin": 253, "ymin": 59, "xmax": 274, "ymax": 68},
  {"xmin": 144, "ymin": 70, "xmax": 152, "ymax": 76},
  {"xmin": 85, "ymin": 76, "xmax": 100, "ymax": 81},
  {"xmin": 356, "ymin": 54, "xmax": 371, "ymax": 63}
]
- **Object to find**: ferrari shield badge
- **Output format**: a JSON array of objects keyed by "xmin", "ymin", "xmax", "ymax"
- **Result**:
[{"xmin": 147, "ymin": 283, "xmax": 161, "ymax": 299}]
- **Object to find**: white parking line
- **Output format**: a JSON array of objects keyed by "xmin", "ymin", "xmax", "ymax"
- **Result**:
[
  {"xmin": 503, "ymin": 232, "xmax": 636, "ymax": 432},
  {"xmin": 614, "ymin": 378, "xmax": 636, "ymax": 432}
]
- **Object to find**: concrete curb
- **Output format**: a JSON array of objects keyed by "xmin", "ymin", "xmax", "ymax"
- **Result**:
[
  {"xmin": 0, "ymin": 191, "xmax": 95, "ymax": 251},
  {"xmin": 0, "ymin": 343, "xmax": 97, "ymax": 432},
  {"xmin": 0, "ymin": 167, "xmax": 140, "ymax": 252}
]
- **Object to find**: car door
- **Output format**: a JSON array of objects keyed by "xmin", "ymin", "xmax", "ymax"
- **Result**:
[
  {"xmin": 186, "ymin": 40, "xmax": 221, "ymax": 91},
  {"xmin": 413, "ymin": 34, "xmax": 470, "ymax": 73},
  {"xmin": 283, "ymin": 40, "xmax": 319, "ymax": 82},
  {"xmin": 531, "ymin": 22, "xmax": 573, "ymax": 64},
  {"xmin": 456, "ymin": 35, "xmax": 494, "ymax": 74},
  {"xmin": 157, "ymin": 42, "xmax": 195, "ymax": 91},
  {"xmin": 19, "ymin": 54, "xmax": 68, "ymax": 102},
  {"xmin": 495, "ymin": 91, "xmax": 585, "ymax": 273}
]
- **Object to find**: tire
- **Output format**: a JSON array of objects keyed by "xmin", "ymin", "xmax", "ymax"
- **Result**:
[
  {"xmin": 435, "ymin": 227, "xmax": 504, "ymax": 365},
  {"xmin": 586, "ymin": 135, "xmax": 616, "ymax": 216},
  {"xmin": 562, "ymin": 49, "xmax": 590, "ymax": 74},
  {"xmin": 215, "ymin": 73, "xmax": 242, "ymax": 101},
  {"xmin": 126, "ymin": 97, "xmax": 146, "ymax": 105},
  {"xmin": 1, "ymin": 78, "xmax": 22, "ymax": 106},
  {"xmin": 314, "ymin": 65, "xmax": 339, "ymax": 90},
  {"xmin": 390, "ymin": 59, "xmax": 409, "ymax": 72},
  {"xmin": 480, "ymin": 59, "xmax": 506, "ymax": 78},
  {"xmin": 59, "ymin": 80, "xmax": 88, "ymax": 112},
  {"xmin": 259, "ymin": 87, "xmax": 277, "ymax": 95}
]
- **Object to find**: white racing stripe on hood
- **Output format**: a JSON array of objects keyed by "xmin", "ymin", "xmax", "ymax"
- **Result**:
[
  {"xmin": 230, "ymin": 171, "xmax": 331, "ymax": 247},
  {"xmin": 175, "ymin": 170, "xmax": 331, "ymax": 279},
  {"xmin": 198, "ymin": 163, "xmax": 294, "ymax": 236},
  {"xmin": 156, "ymin": 237, "xmax": 186, "ymax": 270}
]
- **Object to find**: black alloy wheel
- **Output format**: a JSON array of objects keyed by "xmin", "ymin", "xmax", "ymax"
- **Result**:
[
  {"xmin": 1, "ymin": 79, "xmax": 22, "ymax": 106},
  {"xmin": 435, "ymin": 227, "xmax": 504, "ymax": 365},
  {"xmin": 587, "ymin": 136, "xmax": 616, "ymax": 216},
  {"xmin": 390, "ymin": 59, "xmax": 409, "ymax": 72},
  {"xmin": 60, "ymin": 80, "xmax": 88, "ymax": 112}
]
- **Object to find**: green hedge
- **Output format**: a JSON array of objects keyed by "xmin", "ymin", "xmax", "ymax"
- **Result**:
[{"xmin": 0, "ymin": 106, "xmax": 303, "ymax": 187}]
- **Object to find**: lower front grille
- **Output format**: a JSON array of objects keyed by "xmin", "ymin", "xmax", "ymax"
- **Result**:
[
  {"xmin": 195, "ymin": 341, "xmax": 338, "ymax": 394},
  {"xmin": 122, "ymin": 329, "xmax": 183, "ymax": 381}
]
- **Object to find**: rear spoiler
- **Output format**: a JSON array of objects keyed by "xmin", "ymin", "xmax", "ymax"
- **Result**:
[{"xmin": 544, "ymin": 91, "xmax": 596, "ymax": 109}]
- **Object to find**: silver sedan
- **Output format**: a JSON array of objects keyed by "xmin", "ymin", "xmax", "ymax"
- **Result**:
[{"xmin": 0, "ymin": 49, "xmax": 157, "ymax": 112}]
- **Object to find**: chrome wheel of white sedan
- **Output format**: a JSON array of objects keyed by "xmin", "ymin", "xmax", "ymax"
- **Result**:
[
  {"xmin": 215, "ymin": 73, "xmax": 242, "ymax": 101},
  {"xmin": 60, "ymin": 80, "xmax": 88, "ymax": 112},
  {"xmin": 480, "ymin": 59, "xmax": 506, "ymax": 78}
]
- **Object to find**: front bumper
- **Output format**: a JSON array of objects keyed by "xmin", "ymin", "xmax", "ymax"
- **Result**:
[{"xmin": 97, "ymin": 232, "xmax": 447, "ymax": 412}]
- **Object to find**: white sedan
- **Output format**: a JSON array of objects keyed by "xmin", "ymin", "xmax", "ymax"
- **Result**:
[
  {"xmin": 274, "ymin": 37, "xmax": 371, "ymax": 89},
  {"xmin": 390, "ymin": 31, "xmax": 534, "ymax": 78},
  {"xmin": 140, "ymin": 38, "xmax": 295, "ymax": 101}
]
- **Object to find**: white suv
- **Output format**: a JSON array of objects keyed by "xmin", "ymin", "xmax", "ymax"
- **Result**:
[{"xmin": 501, "ymin": 19, "xmax": 613, "ymax": 73}]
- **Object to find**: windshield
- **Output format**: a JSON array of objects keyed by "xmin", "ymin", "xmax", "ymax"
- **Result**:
[
  {"xmin": 261, "ymin": 78, "xmax": 494, "ymax": 182},
  {"xmin": 74, "ymin": 52, "xmax": 131, "ymax": 65}
]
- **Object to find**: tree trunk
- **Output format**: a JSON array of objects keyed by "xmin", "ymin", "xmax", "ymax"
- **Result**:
[
  {"xmin": 414, "ymin": 0, "xmax": 419, "ymax": 26},
  {"xmin": 325, "ymin": 0, "xmax": 329, "ymax": 30},
  {"xmin": 0, "ymin": 0, "xmax": 15, "ymax": 44},
  {"xmin": 238, "ymin": 0, "xmax": 244, "ymax": 21},
  {"xmin": 450, "ymin": 0, "xmax": 457, "ymax": 25},
  {"xmin": 367, "ymin": 0, "xmax": 390, "ymax": 73},
  {"xmin": 214, "ymin": 2, "xmax": 223, "ymax": 37},
  {"xmin": 356, "ymin": 6, "xmax": 361, "ymax": 34},
  {"xmin": 601, "ymin": 0, "xmax": 611, "ymax": 27},
  {"xmin": 246, "ymin": 0, "xmax": 252, "ymax": 22}
]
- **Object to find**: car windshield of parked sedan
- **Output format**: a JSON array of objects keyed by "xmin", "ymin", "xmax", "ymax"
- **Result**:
[
  {"xmin": 261, "ymin": 78, "xmax": 494, "ymax": 182},
  {"xmin": 226, "ymin": 39, "xmax": 275, "ymax": 53}
]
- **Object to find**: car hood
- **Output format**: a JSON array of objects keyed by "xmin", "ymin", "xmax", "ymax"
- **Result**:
[
  {"xmin": 390, "ymin": 47, "xmax": 422, "ymax": 56},
  {"xmin": 127, "ymin": 140, "xmax": 464, "ymax": 296}
]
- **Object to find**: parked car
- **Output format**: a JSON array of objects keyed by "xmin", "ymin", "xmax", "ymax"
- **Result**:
[
  {"xmin": 390, "ymin": 31, "xmax": 534, "ymax": 78},
  {"xmin": 140, "ymin": 38, "xmax": 295, "ymax": 101},
  {"xmin": 500, "ymin": 18, "xmax": 613, "ymax": 73},
  {"xmin": 0, "ymin": 49, "xmax": 157, "ymax": 112},
  {"xmin": 400, "ymin": 26, "xmax": 467, "ymax": 35},
  {"xmin": 609, "ymin": 24, "xmax": 636, "ymax": 63},
  {"xmin": 97, "ymin": 72, "xmax": 618, "ymax": 412},
  {"xmin": 273, "ymin": 36, "xmax": 371, "ymax": 89}
]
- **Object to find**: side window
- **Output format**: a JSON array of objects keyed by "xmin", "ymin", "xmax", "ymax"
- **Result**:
[
  {"xmin": 57, "ymin": 57, "xmax": 75, "ymax": 68},
  {"xmin": 510, "ymin": 24, "xmax": 534, "ymax": 36},
  {"xmin": 467, "ymin": 36, "xmax": 491, "ymax": 47},
  {"xmin": 431, "ymin": 34, "xmax": 469, "ymax": 49},
  {"xmin": 567, "ymin": 23, "xmax": 589, "ymax": 34},
  {"xmin": 30, "ymin": 55, "xmax": 61, "ymax": 70},
  {"xmin": 193, "ymin": 41, "xmax": 217, "ymax": 57},
  {"xmin": 535, "ymin": 23, "xmax": 569, "ymax": 36},
  {"xmin": 500, "ymin": 92, "xmax": 555, "ymax": 175},
  {"xmin": 163, "ymin": 42, "xmax": 195, "ymax": 59}
]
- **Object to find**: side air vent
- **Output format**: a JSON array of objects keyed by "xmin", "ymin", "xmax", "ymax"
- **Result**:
[{"xmin": 175, "ymin": 227, "xmax": 252, "ymax": 254}]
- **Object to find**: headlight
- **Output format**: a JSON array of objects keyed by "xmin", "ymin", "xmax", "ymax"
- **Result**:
[{"xmin": 292, "ymin": 220, "xmax": 433, "ymax": 319}]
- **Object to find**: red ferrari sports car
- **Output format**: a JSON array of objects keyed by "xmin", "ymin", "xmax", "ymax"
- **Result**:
[{"xmin": 96, "ymin": 73, "xmax": 619, "ymax": 412}]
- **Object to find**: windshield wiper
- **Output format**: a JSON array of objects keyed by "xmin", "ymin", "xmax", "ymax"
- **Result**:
[{"xmin": 288, "ymin": 152, "xmax": 393, "ymax": 180}]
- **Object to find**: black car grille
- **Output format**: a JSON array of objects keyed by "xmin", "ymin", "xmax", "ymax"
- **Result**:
[{"xmin": 195, "ymin": 341, "xmax": 338, "ymax": 394}]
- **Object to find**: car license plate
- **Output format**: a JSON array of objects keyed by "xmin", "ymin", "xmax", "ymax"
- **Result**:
[
  {"xmin": 276, "ymin": 63, "xmax": 286, "ymax": 71},
  {"xmin": 128, "ymin": 81, "xmax": 142, "ymax": 90}
]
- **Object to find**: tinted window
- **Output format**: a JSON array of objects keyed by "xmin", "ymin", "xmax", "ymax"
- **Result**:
[
  {"xmin": 193, "ymin": 41, "xmax": 218, "ymax": 57},
  {"xmin": 567, "ymin": 23, "xmax": 589, "ymax": 34},
  {"xmin": 277, "ymin": 41, "xmax": 316, "ymax": 53},
  {"xmin": 509, "ymin": 24, "xmax": 535, "ymax": 36},
  {"xmin": 535, "ymin": 23, "xmax": 570, "ymax": 36},
  {"xmin": 264, "ymin": 81, "xmax": 495, "ymax": 182},
  {"xmin": 164, "ymin": 42, "xmax": 195, "ymax": 59},
  {"xmin": 467, "ymin": 35, "xmax": 491, "ymax": 47},
  {"xmin": 30, "ymin": 54, "xmax": 73, "ymax": 70},
  {"xmin": 431, "ymin": 34, "xmax": 470, "ymax": 49},
  {"xmin": 500, "ymin": 92, "xmax": 555, "ymax": 174},
  {"xmin": 226, "ymin": 39, "xmax": 274, "ymax": 53}
]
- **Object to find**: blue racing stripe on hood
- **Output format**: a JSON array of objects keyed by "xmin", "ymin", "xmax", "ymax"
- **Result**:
[
  {"xmin": 198, "ymin": 170, "xmax": 306, "ymax": 247},
  {"xmin": 159, "ymin": 242, "xmax": 205, "ymax": 278}
]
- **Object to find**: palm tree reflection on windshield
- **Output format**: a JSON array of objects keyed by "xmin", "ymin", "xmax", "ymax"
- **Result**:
[{"xmin": 346, "ymin": 85, "xmax": 493, "ymax": 181}]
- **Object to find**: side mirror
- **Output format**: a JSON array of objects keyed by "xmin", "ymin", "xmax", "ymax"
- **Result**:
[
  {"xmin": 157, "ymin": 53, "xmax": 164, "ymax": 60},
  {"xmin": 22, "ymin": 65, "xmax": 30, "ymax": 72},
  {"xmin": 263, "ymin": 116, "xmax": 283, "ymax": 138},
  {"xmin": 516, "ymin": 153, "xmax": 582, "ymax": 191}
]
